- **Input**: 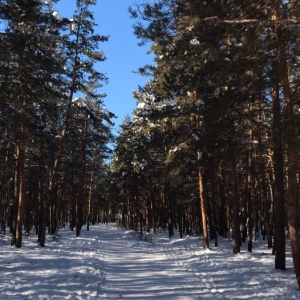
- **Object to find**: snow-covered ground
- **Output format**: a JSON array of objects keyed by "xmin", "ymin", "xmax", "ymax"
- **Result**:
[{"xmin": 0, "ymin": 223, "xmax": 299, "ymax": 299}]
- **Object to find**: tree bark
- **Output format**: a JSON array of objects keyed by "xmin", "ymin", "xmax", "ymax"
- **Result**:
[
  {"xmin": 272, "ymin": 84, "xmax": 286, "ymax": 270},
  {"xmin": 198, "ymin": 161, "xmax": 209, "ymax": 250},
  {"xmin": 86, "ymin": 174, "xmax": 93, "ymax": 231},
  {"xmin": 280, "ymin": 48, "xmax": 300, "ymax": 288},
  {"xmin": 15, "ymin": 95, "xmax": 27, "ymax": 248},
  {"xmin": 76, "ymin": 118, "xmax": 88, "ymax": 236},
  {"xmin": 230, "ymin": 123, "xmax": 241, "ymax": 254},
  {"xmin": 37, "ymin": 112, "xmax": 46, "ymax": 246}
]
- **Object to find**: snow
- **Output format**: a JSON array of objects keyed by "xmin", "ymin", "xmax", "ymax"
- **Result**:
[
  {"xmin": 0, "ymin": 223, "xmax": 299, "ymax": 299},
  {"xmin": 190, "ymin": 38, "xmax": 200, "ymax": 46},
  {"xmin": 137, "ymin": 102, "xmax": 146, "ymax": 110},
  {"xmin": 100, "ymin": 107, "xmax": 111, "ymax": 117},
  {"xmin": 52, "ymin": 11, "xmax": 61, "ymax": 20}
]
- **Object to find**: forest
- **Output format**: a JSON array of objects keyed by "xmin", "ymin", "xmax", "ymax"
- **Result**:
[{"xmin": 1, "ymin": 0, "xmax": 300, "ymax": 291}]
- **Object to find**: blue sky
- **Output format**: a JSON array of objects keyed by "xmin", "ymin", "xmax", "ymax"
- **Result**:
[{"xmin": 55, "ymin": 0, "xmax": 154, "ymax": 132}]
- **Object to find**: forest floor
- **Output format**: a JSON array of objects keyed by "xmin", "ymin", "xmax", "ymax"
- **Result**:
[{"xmin": 0, "ymin": 223, "xmax": 299, "ymax": 299}]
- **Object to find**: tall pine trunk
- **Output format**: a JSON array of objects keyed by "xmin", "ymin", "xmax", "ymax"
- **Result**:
[
  {"xmin": 247, "ymin": 119, "xmax": 253, "ymax": 253},
  {"xmin": 271, "ymin": 2, "xmax": 286, "ymax": 270},
  {"xmin": 86, "ymin": 174, "xmax": 93, "ymax": 231},
  {"xmin": 76, "ymin": 118, "xmax": 88, "ymax": 236},
  {"xmin": 38, "ymin": 112, "xmax": 46, "ymax": 246},
  {"xmin": 230, "ymin": 123, "xmax": 240, "ymax": 254},
  {"xmin": 15, "ymin": 95, "xmax": 27, "ymax": 248},
  {"xmin": 272, "ymin": 84, "xmax": 286, "ymax": 270},
  {"xmin": 198, "ymin": 159, "xmax": 209, "ymax": 249},
  {"xmin": 280, "ymin": 48, "xmax": 300, "ymax": 288}
]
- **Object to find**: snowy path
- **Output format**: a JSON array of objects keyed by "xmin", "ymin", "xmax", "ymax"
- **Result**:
[
  {"xmin": 97, "ymin": 225, "xmax": 203, "ymax": 299},
  {"xmin": 0, "ymin": 223, "xmax": 299, "ymax": 299}
]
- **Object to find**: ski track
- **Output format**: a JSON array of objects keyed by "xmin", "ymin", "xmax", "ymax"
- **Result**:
[
  {"xmin": 160, "ymin": 237, "xmax": 231, "ymax": 299},
  {"xmin": 162, "ymin": 243, "xmax": 215, "ymax": 298}
]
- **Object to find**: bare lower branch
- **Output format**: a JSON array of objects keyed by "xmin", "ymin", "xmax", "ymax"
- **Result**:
[{"xmin": 202, "ymin": 17, "xmax": 300, "ymax": 25}]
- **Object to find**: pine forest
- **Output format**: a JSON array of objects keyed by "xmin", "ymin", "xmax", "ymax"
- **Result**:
[{"xmin": 1, "ymin": 0, "xmax": 300, "ymax": 294}]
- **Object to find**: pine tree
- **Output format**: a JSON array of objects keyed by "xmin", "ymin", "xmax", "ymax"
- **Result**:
[
  {"xmin": 48, "ymin": 0, "xmax": 109, "ymax": 237},
  {"xmin": 0, "ymin": 0, "xmax": 66, "ymax": 247}
]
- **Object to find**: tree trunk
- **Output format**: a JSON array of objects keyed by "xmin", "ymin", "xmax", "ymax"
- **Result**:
[
  {"xmin": 272, "ymin": 84, "xmax": 286, "ymax": 270},
  {"xmin": 198, "ymin": 161, "xmax": 209, "ymax": 249},
  {"xmin": 270, "ymin": 2, "xmax": 286, "ymax": 268},
  {"xmin": 178, "ymin": 203, "xmax": 183, "ymax": 238},
  {"xmin": 15, "ymin": 138, "xmax": 25, "ymax": 248},
  {"xmin": 209, "ymin": 161, "xmax": 218, "ymax": 247},
  {"xmin": 260, "ymin": 128, "xmax": 272, "ymax": 249},
  {"xmin": 280, "ymin": 48, "xmax": 300, "ymax": 288},
  {"xmin": 86, "ymin": 174, "xmax": 93, "ymax": 231},
  {"xmin": 247, "ymin": 160, "xmax": 253, "ymax": 253},
  {"xmin": 37, "ymin": 112, "xmax": 46, "ymax": 246},
  {"xmin": 38, "ymin": 178, "xmax": 46, "ymax": 247},
  {"xmin": 230, "ymin": 123, "xmax": 241, "ymax": 254},
  {"xmin": 247, "ymin": 120, "xmax": 253, "ymax": 253},
  {"xmin": 15, "ymin": 95, "xmax": 27, "ymax": 248},
  {"xmin": 219, "ymin": 163, "xmax": 228, "ymax": 238},
  {"xmin": 76, "ymin": 118, "xmax": 88, "ymax": 237},
  {"xmin": 11, "ymin": 170, "xmax": 18, "ymax": 245}
]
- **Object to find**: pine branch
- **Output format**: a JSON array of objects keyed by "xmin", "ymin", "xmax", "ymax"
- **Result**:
[{"xmin": 200, "ymin": 17, "xmax": 300, "ymax": 25}]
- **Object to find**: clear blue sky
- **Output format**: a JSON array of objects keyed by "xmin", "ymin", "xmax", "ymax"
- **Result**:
[{"xmin": 55, "ymin": 0, "xmax": 154, "ymax": 131}]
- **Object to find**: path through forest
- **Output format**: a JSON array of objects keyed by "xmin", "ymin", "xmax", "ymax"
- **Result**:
[
  {"xmin": 0, "ymin": 223, "xmax": 298, "ymax": 299},
  {"xmin": 97, "ymin": 225, "xmax": 207, "ymax": 299}
]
